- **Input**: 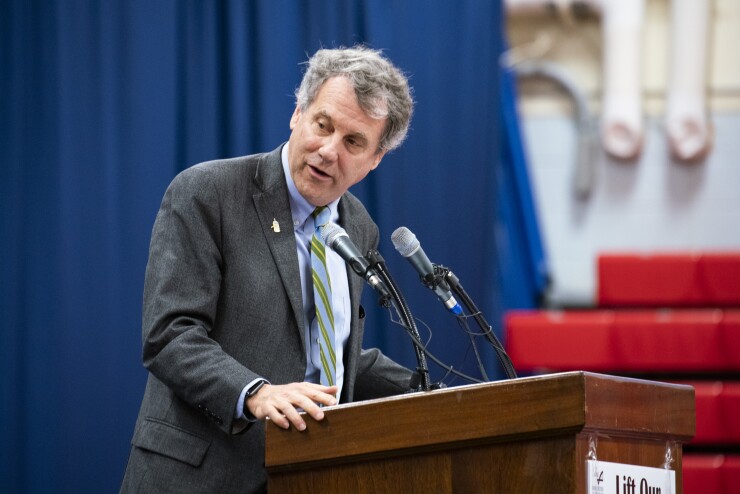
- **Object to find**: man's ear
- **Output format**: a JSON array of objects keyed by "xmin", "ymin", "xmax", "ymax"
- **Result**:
[
  {"xmin": 289, "ymin": 106, "xmax": 301, "ymax": 130},
  {"xmin": 371, "ymin": 150, "xmax": 386, "ymax": 170}
]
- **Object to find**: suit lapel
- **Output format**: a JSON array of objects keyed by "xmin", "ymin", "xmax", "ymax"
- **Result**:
[{"xmin": 252, "ymin": 149, "xmax": 306, "ymax": 344}]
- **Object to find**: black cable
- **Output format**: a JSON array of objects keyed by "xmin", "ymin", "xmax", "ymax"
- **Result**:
[
  {"xmin": 386, "ymin": 312, "xmax": 484, "ymax": 385},
  {"xmin": 456, "ymin": 315, "xmax": 490, "ymax": 382},
  {"xmin": 367, "ymin": 250, "xmax": 431, "ymax": 391},
  {"xmin": 436, "ymin": 265, "xmax": 518, "ymax": 380}
]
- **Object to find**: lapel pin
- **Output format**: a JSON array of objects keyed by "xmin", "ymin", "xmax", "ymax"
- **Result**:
[{"xmin": 271, "ymin": 219, "xmax": 281, "ymax": 233}]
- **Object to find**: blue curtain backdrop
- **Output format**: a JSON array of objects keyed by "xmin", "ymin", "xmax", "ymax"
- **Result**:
[{"xmin": 0, "ymin": 1, "xmax": 547, "ymax": 491}]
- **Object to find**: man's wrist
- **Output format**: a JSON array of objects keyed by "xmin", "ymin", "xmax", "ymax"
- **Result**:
[
  {"xmin": 247, "ymin": 378, "xmax": 268, "ymax": 397},
  {"xmin": 243, "ymin": 379, "xmax": 269, "ymax": 421}
]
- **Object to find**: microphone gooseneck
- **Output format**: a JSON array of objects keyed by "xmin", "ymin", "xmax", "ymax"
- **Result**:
[
  {"xmin": 366, "ymin": 250, "xmax": 431, "ymax": 391},
  {"xmin": 391, "ymin": 226, "xmax": 517, "ymax": 381}
]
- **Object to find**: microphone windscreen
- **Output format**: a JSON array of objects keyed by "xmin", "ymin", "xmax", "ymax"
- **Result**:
[
  {"xmin": 321, "ymin": 222, "xmax": 345, "ymax": 247},
  {"xmin": 391, "ymin": 227, "xmax": 419, "ymax": 258}
]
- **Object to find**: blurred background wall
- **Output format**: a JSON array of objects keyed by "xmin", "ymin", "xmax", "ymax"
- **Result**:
[
  {"xmin": 507, "ymin": 0, "xmax": 740, "ymax": 306},
  {"xmin": 505, "ymin": 2, "xmax": 740, "ymax": 491}
]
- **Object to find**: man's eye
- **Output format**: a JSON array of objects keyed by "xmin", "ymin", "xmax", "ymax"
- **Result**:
[{"xmin": 346, "ymin": 137, "xmax": 365, "ymax": 150}]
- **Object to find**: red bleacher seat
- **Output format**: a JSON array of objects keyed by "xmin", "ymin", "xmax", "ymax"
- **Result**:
[
  {"xmin": 504, "ymin": 310, "xmax": 616, "ymax": 372},
  {"xmin": 611, "ymin": 311, "xmax": 725, "ymax": 372},
  {"xmin": 683, "ymin": 455, "xmax": 740, "ymax": 493},
  {"xmin": 505, "ymin": 309, "xmax": 740, "ymax": 373},
  {"xmin": 512, "ymin": 251, "xmax": 740, "ymax": 489},
  {"xmin": 680, "ymin": 382, "xmax": 740, "ymax": 445},
  {"xmin": 598, "ymin": 253, "xmax": 740, "ymax": 307}
]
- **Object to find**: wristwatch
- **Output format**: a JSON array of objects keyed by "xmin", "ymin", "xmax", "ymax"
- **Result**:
[
  {"xmin": 243, "ymin": 379, "xmax": 269, "ymax": 422},
  {"xmin": 247, "ymin": 378, "xmax": 268, "ymax": 397}
]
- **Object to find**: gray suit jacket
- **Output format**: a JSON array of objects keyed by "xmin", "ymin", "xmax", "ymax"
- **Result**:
[{"xmin": 121, "ymin": 146, "xmax": 413, "ymax": 493}]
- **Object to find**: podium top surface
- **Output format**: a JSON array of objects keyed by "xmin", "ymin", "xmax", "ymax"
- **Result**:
[{"xmin": 265, "ymin": 371, "xmax": 695, "ymax": 469}]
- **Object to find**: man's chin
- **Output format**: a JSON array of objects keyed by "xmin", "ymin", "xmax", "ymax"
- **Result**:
[
  {"xmin": 298, "ymin": 188, "xmax": 332, "ymax": 208},
  {"xmin": 296, "ymin": 180, "xmax": 338, "ymax": 207}
]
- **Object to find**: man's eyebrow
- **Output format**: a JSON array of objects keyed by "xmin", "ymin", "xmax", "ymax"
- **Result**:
[
  {"xmin": 316, "ymin": 110, "xmax": 369, "ymax": 144},
  {"xmin": 348, "ymin": 132, "xmax": 369, "ymax": 145}
]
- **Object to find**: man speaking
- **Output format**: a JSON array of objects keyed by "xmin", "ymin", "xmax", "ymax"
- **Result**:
[{"xmin": 121, "ymin": 46, "xmax": 416, "ymax": 493}]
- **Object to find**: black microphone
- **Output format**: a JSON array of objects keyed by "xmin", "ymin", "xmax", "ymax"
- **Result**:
[
  {"xmin": 321, "ymin": 223, "xmax": 391, "ymax": 300},
  {"xmin": 391, "ymin": 226, "xmax": 462, "ymax": 315}
]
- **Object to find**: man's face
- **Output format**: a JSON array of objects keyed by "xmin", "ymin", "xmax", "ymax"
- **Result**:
[{"xmin": 288, "ymin": 76, "xmax": 386, "ymax": 207}]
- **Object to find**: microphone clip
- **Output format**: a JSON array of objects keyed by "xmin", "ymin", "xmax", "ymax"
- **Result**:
[
  {"xmin": 420, "ymin": 263, "xmax": 453, "ymax": 293},
  {"xmin": 365, "ymin": 249, "xmax": 392, "ymax": 308}
]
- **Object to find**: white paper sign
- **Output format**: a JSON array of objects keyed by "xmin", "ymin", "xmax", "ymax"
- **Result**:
[{"xmin": 587, "ymin": 460, "xmax": 676, "ymax": 494}]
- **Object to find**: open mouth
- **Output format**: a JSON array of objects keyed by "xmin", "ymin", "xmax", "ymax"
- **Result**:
[{"xmin": 308, "ymin": 164, "xmax": 331, "ymax": 179}]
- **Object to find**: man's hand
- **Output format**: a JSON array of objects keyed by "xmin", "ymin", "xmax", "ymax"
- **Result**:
[{"xmin": 246, "ymin": 382, "xmax": 338, "ymax": 431}]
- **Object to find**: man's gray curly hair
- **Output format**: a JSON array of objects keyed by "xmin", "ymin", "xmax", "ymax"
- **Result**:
[{"xmin": 295, "ymin": 46, "xmax": 414, "ymax": 153}]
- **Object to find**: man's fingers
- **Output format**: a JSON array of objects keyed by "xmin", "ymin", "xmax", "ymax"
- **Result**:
[
  {"xmin": 298, "ymin": 386, "xmax": 337, "ymax": 421},
  {"xmin": 248, "ymin": 382, "xmax": 340, "ymax": 430},
  {"xmin": 267, "ymin": 408, "xmax": 291, "ymax": 430},
  {"xmin": 277, "ymin": 397, "xmax": 309, "ymax": 431}
]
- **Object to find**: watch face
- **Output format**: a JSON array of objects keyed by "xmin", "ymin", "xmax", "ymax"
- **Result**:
[{"xmin": 248, "ymin": 380, "xmax": 267, "ymax": 396}]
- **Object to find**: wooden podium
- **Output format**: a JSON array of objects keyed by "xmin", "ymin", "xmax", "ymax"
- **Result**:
[{"xmin": 265, "ymin": 372, "xmax": 695, "ymax": 493}]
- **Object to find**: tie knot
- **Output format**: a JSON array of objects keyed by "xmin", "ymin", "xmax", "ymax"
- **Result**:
[{"xmin": 312, "ymin": 206, "xmax": 331, "ymax": 228}]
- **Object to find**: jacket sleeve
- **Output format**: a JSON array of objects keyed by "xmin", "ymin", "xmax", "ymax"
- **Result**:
[
  {"xmin": 141, "ymin": 166, "xmax": 258, "ymax": 435},
  {"xmin": 352, "ymin": 347, "xmax": 415, "ymax": 401}
]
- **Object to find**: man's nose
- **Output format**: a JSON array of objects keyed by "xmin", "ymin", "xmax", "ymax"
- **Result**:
[{"xmin": 318, "ymin": 135, "xmax": 340, "ymax": 163}]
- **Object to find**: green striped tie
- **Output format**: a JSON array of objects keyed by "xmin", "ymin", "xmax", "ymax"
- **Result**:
[{"xmin": 311, "ymin": 206, "xmax": 336, "ymax": 387}]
